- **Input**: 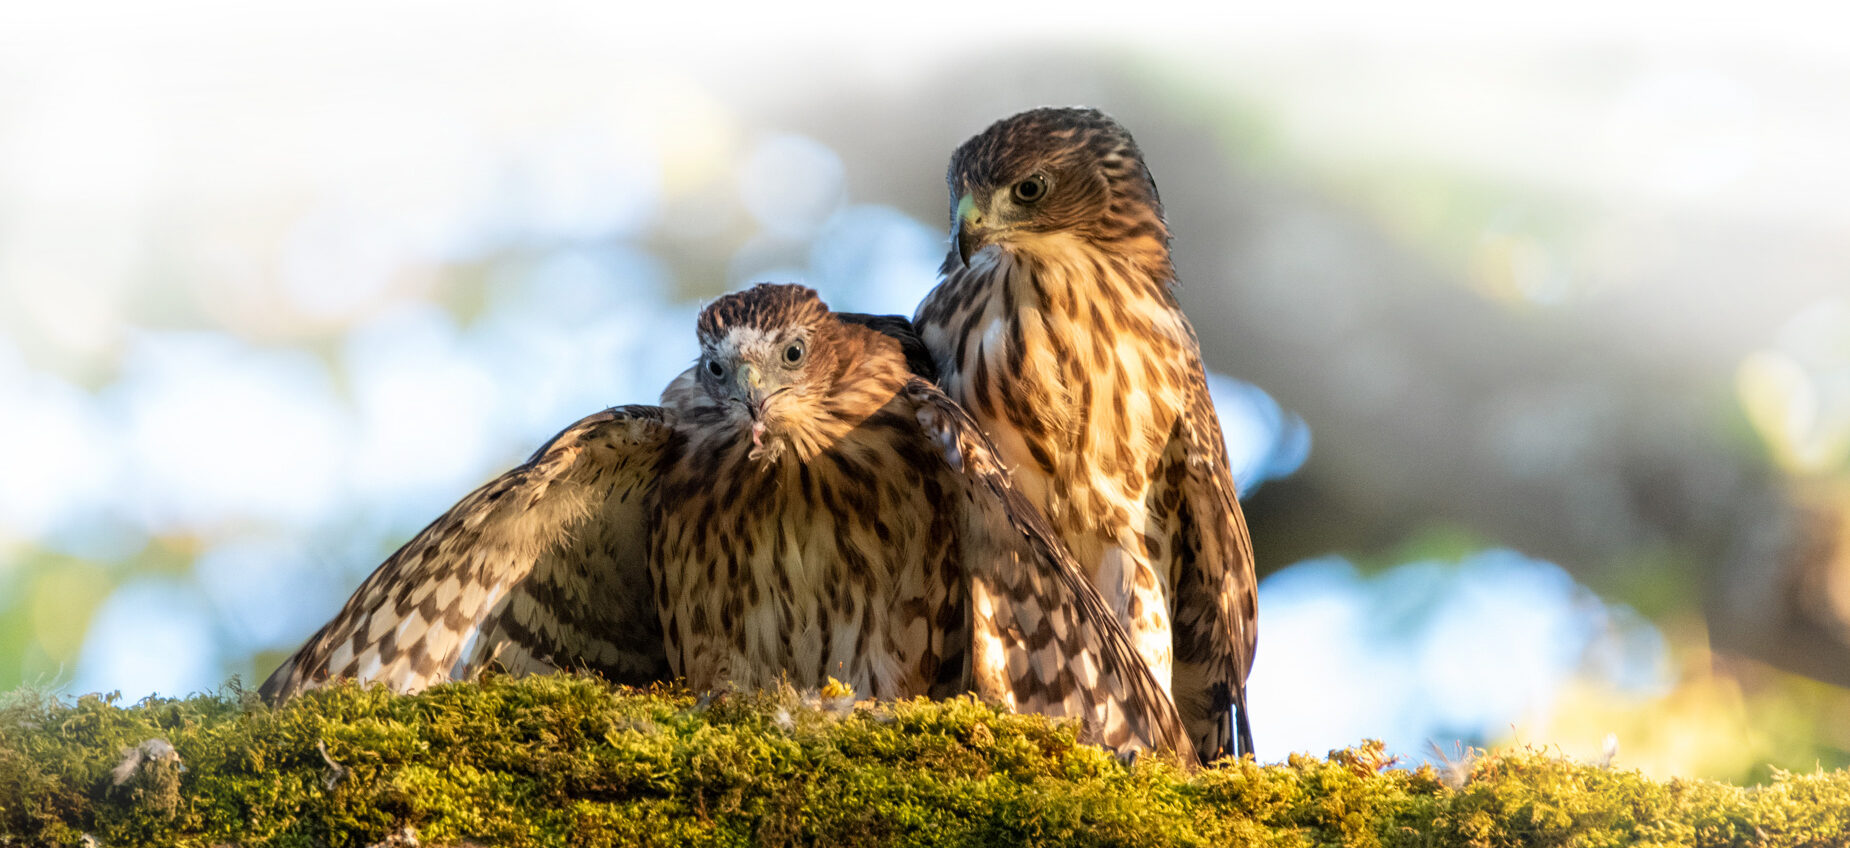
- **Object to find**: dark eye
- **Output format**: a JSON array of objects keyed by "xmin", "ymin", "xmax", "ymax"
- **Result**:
[
  {"xmin": 783, "ymin": 340, "xmax": 805, "ymax": 365},
  {"xmin": 705, "ymin": 360, "xmax": 724, "ymax": 378},
  {"xmin": 1011, "ymin": 175, "xmax": 1048, "ymax": 204}
]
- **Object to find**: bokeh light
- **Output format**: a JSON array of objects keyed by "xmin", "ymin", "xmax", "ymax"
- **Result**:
[
  {"xmin": 0, "ymin": 354, "xmax": 116, "ymax": 545},
  {"xmin": 342, "ymin": 306, "xmax": 500, "ymax": 520},
  {"xmin": 73, "ymin": 579, "xmax": 220, "ymax": 700},
  {"xmin": 112, "ymin": 333, "xmax": 349, "ymax": 532},
  {"xmin": 1249, "ymin": 551, "xmax": 1666, "ymax": 762}
]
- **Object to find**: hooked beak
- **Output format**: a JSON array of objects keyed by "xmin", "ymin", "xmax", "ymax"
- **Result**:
[
  {"xmin": 953, "ymin": 192, "xmax": 985, "ymax": 267},
  {"xmin": 736, "ymin": 363, "xmax": 764, "ymax": 408},
  {"xmin": 731, "ymin": 364, "xmax": 788, "ymax": 451}
]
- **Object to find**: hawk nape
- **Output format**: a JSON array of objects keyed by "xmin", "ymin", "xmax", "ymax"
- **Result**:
[
  {"xmin": 262, "ymin": 282, "xmax": 1192, "ymax": 760},
  {"xmin": 915, "ymin": 107, "xmax": 1259, "ymax": 762}
]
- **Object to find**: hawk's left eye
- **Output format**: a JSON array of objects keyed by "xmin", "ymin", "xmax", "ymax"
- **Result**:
[
  {"xmin": 1012, "ymin": 175, "xmax": 1048, "ymax": 204},
  {"xmin": 783, "ymin": 340, "xmax": 806, "ymax": 365}
]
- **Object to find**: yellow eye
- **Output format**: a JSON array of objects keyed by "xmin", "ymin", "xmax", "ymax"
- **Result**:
[{"xmin": 1012, "ymin": 175, "xmax": 1048, "ymax": 203}]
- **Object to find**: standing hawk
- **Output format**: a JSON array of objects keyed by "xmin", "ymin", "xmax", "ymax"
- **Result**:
[
  {"xmin": 261, "ymin": 283, "xmax": 1191, "ymax": 759},
  {"xmin": 914, "ymin": 107, "xmax": 1258, "ymax": 761}
]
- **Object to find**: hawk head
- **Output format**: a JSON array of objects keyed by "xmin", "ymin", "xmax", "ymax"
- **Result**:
[
  {"xmin": 945, "ymin": 107, "xmax": 1168, "ymax": 267},
  {"xmin": 690, "ymin": 283, "xmax": 892, "ymax": 463}
]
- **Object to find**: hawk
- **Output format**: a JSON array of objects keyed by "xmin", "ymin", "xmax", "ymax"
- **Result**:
[
  {"xmin": 914, "ymin": 107, "xmax": 1258, "ymax": 761},
  {"xmin": 261, "ymin": 283, "xmax": 1191, "ymax": 759}
]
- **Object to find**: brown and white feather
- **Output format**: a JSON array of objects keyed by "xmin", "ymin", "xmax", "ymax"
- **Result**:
[
  {"xmin": 910, "ymin": 379, "xmax": 1192, "ymax": 757},
  {"xmin": 263, "ymin": 283, "xmax": 1188, "ymax": 759},
  {"xmin": 916, "ymin": 107, "xmax": 1258, "ymax": 760},
  {"xmin": 259, "ymin": 407, "xmax": 671, "ymax": 701}
]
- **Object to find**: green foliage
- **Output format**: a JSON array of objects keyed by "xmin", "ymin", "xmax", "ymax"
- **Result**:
[{"xmin": 3, "ymin": 675, "xmax": 1849, "ymax": 847}]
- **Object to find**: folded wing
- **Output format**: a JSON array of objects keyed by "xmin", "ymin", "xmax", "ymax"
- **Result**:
[
  {"xmin": 259, "ymin": 406, "xmax": 672, "ymax": 701},
  {"xmin": 907, "ymin": 379, "xmax": 1195, "ymax": 761}
]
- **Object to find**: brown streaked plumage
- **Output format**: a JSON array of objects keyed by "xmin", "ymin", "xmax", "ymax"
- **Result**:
[
  {"xmin": 258, "ymin": 405, "xmax": 672, "ymax": 698},
  {"xmin": 915, "ymin": 107, "xmax": 1259, "ymax": 762},
  {"xmin": 262, "ymin": 283, "xmax": 1190, "ymax": 759}
]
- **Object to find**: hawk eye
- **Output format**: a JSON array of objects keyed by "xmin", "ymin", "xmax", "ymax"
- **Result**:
[
  {"xmin": 705, "ymin": 360, "xmax": 724, "ymax": 378},
  {"xmin": 783, "ymin": 340, "xmax": 806, "ymax": 365},
  {"xmin": 1012, "ymin": 175, "xmax": 1048, "ymax": 204}
]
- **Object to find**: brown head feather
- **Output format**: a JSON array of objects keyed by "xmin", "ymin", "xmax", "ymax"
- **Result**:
[
  {"xmin": 946, "ymin": 107, "xmax": 1167, "ymax": 247},
  {"xmin": 697, "ymin": 282, "xmax": 832, "ymax": 343},
  {"xmin": 676, "ymin": 283, "xmax": 910, "ymax": 463}
]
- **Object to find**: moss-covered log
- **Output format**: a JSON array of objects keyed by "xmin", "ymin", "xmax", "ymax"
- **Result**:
[{"xmin": 2, "ymin": 674, "xmax": 1846, "ymax": 847}]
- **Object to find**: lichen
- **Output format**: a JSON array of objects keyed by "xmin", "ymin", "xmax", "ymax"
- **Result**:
[{"xmin": 3, "ymin": 674, "xmax": 1848, "ymax": 847}]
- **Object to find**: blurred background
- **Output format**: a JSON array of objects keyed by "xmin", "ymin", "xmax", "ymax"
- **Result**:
[{"xmin": 3, "ymin": 2, "xmax": 1848, "ymax": 783}]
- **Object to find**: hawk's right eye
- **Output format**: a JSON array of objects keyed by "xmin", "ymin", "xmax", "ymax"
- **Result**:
[{"xmin": 705, "ymin": 360, "xmax": 724, "ymax": 378}]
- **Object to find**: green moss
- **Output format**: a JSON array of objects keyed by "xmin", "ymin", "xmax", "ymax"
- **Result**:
[{"xmin": 3, "ymin": 675, "xmax": 1849, "ymax": 847}]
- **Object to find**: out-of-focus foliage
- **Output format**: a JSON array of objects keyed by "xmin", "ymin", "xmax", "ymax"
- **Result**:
[
  {"xmin": 1522, "ymin": 619, "xmax": 1850, "ymax": 785},
  {"xmin": 8, "ymin": 674, "xmax": 1850, "ymax": 847},
  {"xmin": 1737, "ymin": 301, "xmax": 1850, "ymax": 476}
]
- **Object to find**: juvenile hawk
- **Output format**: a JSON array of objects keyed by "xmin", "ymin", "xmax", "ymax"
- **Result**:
[
  {"xmin": 914, "ymin": 107, "xmax": 1258, "ymax": 761},
  {"xmin": 262, "ymin": 283, "xmax": 1191, "ymax": 759}
]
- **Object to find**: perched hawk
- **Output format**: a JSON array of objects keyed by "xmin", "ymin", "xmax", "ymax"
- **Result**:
[
  {"xmin": 914, "ymin": 107, "xmax": 1258, "ymax": 761},
  {"xmin": 262, "ymin": 283, "xmax": 1191, "ymax": 759}
]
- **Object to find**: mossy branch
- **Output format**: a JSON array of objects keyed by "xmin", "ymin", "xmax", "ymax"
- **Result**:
[{"xmin": 2, "ymin": 674, "xmax": 1845, "ymax": 847}]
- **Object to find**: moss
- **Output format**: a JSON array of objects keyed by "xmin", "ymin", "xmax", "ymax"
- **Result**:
[{"xmin": 3, "ymin": 675, "xmax": 1849, "ymax": 847}]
